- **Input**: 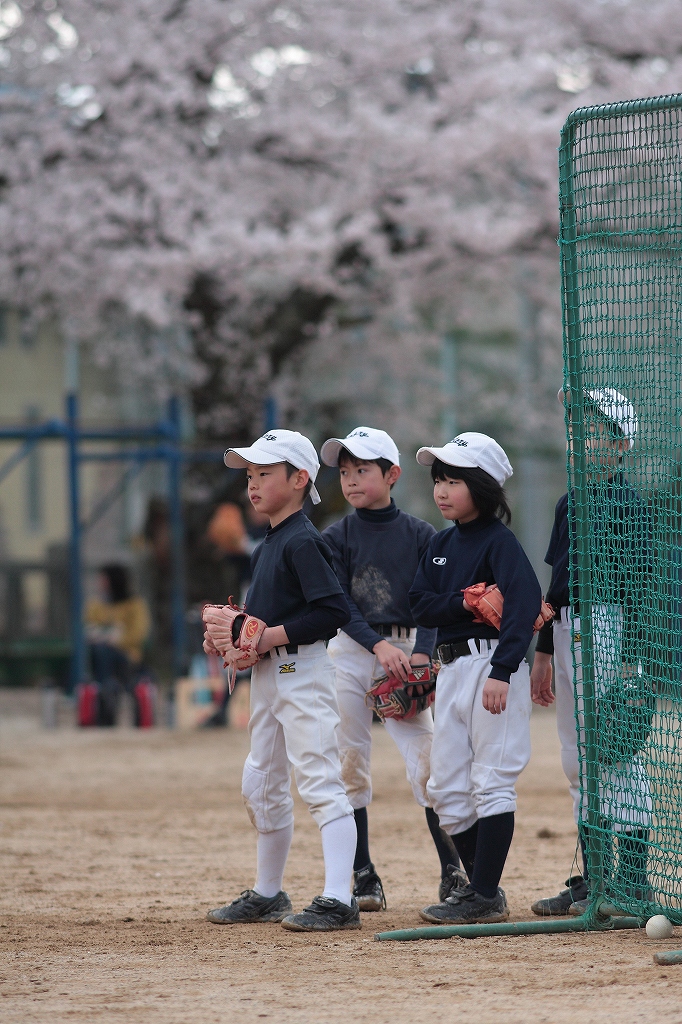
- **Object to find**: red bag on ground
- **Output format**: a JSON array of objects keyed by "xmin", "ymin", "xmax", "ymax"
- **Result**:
[
  {"xmin": 134, "ymin": 678, "xmax": 156, "ymax": 728},
  {"xmin": 77, "ymin": 683, "xmax": 99, "ymax": 727}
]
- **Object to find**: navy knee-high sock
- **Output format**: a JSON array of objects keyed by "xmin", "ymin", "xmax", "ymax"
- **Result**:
[
  {"xmin": 617, "ymin": 829, "xmax": 650, "ymax": 890},
  {"xmin": 470, "ymin": 812, "xmax": 515, "ymax": 899},
  {"xmin": 452, "ymin": 821, "xmax": 478, "ymax": 880},
  {"xmin": 353, "ymin": 808, "xmax": 371, "ymax": 871},
  {"xmin": 424, "ymin": 807, "xmax": 462, "ymax": 878}
]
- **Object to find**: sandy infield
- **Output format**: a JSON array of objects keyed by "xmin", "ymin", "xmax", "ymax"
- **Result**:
[{"xmin": 1, "ymin": 694, "xmax": 680, "ymax": 1023}]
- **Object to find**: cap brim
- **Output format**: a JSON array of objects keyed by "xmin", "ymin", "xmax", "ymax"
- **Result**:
[
  {"xmin": 416, "ymin": 446, "xmax": 478, "ymax": 470},
  {"xmin": 224, "ymin": 444, "xmax": 286, "ymax": 469},
  {"xmin": 224, "ymin": 446, "xmax": 322, "ymax": 503}
]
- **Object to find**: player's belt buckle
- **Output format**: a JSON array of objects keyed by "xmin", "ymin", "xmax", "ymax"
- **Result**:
[{"xmin": 437, "ymin": 639, "xmax": 483, "ymax": 663}]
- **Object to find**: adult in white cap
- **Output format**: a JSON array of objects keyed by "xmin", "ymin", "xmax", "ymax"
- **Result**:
[
  {"xmin": 208, "ymin": 428, "xmax": 362, "ymax": 933},
  {"xmin": 408, "ymin": 431, "xmax": 542, "ymax": 925},
  {"xmin": 530, "ymin": 387, "xmax": 652, "ymax": 917}
]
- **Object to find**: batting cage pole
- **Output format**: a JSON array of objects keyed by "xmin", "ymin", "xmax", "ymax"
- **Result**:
[
  {"xmin": 374, "ymin": 916, "xmax": 642, "ymax": 942},
  {"xmin": 558, "ymin": 106, "xmax": 605, "ymax": 923}
]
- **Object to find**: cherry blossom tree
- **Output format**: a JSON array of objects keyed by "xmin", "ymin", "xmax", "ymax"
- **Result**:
[{"xmin": 1, "ymin": 0, "xmax": 681, "ymax": 453}]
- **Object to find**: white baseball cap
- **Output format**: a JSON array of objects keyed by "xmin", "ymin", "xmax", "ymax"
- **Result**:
[
  {"xmin": 320, "ymin": 426, "xmax": 400, "ymax": 467},
  {"xmin": 558, "ymin": 386, "xmax": 637, "ymax": 449},
  {"xmin": 416, "ymin": 432, "xmax": 513, "ymax": 487},
  {"xmin": 224, "ymin": 429, "xmax": 321, "ymax": 504}
]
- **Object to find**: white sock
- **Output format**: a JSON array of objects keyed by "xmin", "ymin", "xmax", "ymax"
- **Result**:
[
  {"xmin": 253, "ymin": 823, "xmax": 293, "ymax": 897},
  {"xmin": 320, "ymin": 814, "xmax": 357, "ymax": 907}
]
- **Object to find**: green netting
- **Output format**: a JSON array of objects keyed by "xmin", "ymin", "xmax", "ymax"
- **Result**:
[{"xmin": 559, "ymin": 94, "xmax": 682, "ymax": 924}]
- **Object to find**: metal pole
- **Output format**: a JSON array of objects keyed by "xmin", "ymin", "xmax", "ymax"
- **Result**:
[
  {"xmin": 264, "ymin": 396, "xmax": 278, "ymax": 432},
  {"xmin": 559, "ymin": 116, "xmax": 602, "ymax": 903},
  {"xmin": 167, "ymin": 397, "xmax": 186, "ymax": 680},
  {"xmin": 66, "ymin": 393, "xmax": 85, "ymax": 693},
  {"xmin": 440, "ymin": 332, "xmax": 457, "ymax": 443},
  {"xmin": 374, "ymin": 914, "xmax": 643, "ymax": 942}
]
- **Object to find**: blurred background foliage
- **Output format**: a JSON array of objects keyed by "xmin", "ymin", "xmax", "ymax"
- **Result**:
[{"xmin": 1, "ymin": 0, "xmax": 681, "ymax": 679}]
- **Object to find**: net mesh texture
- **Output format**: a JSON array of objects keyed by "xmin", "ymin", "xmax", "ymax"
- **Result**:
[{"xmin": 558, "ymin": 94, "xmax": 682, "ymax": 923}]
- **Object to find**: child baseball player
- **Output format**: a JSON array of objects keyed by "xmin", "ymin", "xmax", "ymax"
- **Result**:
[
  {"xmin": 204, "ymin": 429, "xmax": 361, "ymax": 932},
  {"xmin": 320, "ymin": 427, "xmax": 464, "ymax": 911},
  {"xmin": 409, "ymin": 432, "xmax": 542, "ymax": 924},
  {"xmin": 530, "ymin": 388, "xmax": 652, "ymax": 916}
]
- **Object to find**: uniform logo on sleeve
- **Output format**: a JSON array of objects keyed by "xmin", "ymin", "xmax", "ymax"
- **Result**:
[
  {"xmin": 279, "ymin": 662, "xmax": 296, "ymax": 674},
  {"xmin": 433, "ymin": 557, "xmax": 447, "ymax": 565}
]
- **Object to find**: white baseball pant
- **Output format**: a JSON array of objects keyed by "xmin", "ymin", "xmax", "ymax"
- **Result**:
[
  {"xmin": 328, "ymin": 629, "xmax": 433, "ymax": 809},
  {"xmin": 553, "ymin": 605, "xmax": 652, "ymax": 830},
  {"xmin": 242, "ymin": 641, "xmax": 354, "ymax": 833},
  {"xmin": 427, "ymin": 639, "xmax": 532, "ymax": 835}
]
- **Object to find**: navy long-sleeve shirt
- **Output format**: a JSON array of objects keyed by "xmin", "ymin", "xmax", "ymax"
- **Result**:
[
  {"xmin": 408, "ymin": 516, "xmax": 541, "ymax": 683},
  {"xmin": 246, "ymin": 510, "xmax": 350, "ymax": 644},
  {"xmin": 535, "ymin": 474, "xmax": 651, "ymax": 658},
  {"xmin": 323, "ymin": 500, "xmax": 438, "ymax": 657}
]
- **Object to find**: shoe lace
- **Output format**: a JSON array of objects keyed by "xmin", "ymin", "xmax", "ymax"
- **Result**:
[
  {"xmin": 353, "ymin": 871, "xmax": 381, "ymax": 896},
  {"xmin": 234, "ymin": 889, "xmax": 258, "ymax": 904},
  {"xmin": 306, "ymin": 896, "xmax": 338, "ymax": 913}
]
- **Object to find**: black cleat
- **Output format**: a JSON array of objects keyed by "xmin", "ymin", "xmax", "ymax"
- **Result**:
[
  {"xmin": 569, "ymin": 882, "xmax": 654, "ymax": 917},
  {"xmin": 420, "ymin": 884, "xmax": 509, "ymax": 925},
  {"xmin": 531, "ymin": 875, "xmax": 588, "ymax": 917},
  {"xmin": 439, "ymin": 863, "xmax": 469, "ymax": 903},
  {"xmin": 207, "ymin": 889, "xmax": 292, "ymax": 924},
  {"xmin": 353, "ymin": 863, "xmax": 386, "ymax": 911},
  {"xmin": 281, "ymin": 896, "xmax": 362, "ymax": 932}
]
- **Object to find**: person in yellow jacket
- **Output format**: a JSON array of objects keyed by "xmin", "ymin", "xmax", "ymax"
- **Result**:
[{"xmin": 86, "ymin": 565, "xmax": 151, "ymax": 721}]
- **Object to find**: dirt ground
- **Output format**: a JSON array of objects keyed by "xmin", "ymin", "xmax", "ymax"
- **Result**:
[{"xmin": 1, "ymin": 691, "xmax": 681, "ymax": 1024}]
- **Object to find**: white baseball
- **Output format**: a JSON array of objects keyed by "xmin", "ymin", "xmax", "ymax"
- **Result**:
[{"xmin": 646, "ymin": 915, "xmax": 673, "ymax": 939}]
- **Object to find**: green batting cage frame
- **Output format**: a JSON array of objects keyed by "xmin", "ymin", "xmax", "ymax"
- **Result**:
[
  {"xmin": 376, "ymin": 93, "xmax": 682, "ymax": 946},
  {"xmin": 561, "ymin": 93, "xmax": 682, "ymax": 930}
]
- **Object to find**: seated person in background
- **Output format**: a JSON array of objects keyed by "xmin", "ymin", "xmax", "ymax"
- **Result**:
[{"xmin": 86, "ymin": 564, "xmax": 151, "ymax": 692}]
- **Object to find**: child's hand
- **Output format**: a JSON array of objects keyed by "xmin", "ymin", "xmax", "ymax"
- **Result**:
[
  {"xmin": 408, "ymin": 653, "xmax": 431, "ymax": 695},
  {"xmin": 482, "ymin": 677, "xmax": 510, "ymax": 714},
  {"xmin": 373, "ymin": 640, "xmax": 412, "ymax": 682},
  {"xmin": 257, "ymin": 625, "xmax": 289, "ymax": 654},
  {"xmin": 530, "ymin": 652, "xmax": 555, "ymax": 706}
]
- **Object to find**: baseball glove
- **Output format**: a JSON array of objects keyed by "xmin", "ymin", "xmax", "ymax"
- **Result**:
[
  {"xmin": 202, "ymin": 600, "xmax": 267, "ymax": 692},
  {"xmin": 365, "ymin": 663, "xmax": 437, "ymax": 721},
  {"xmin": 462, "ymin": 582, "xmax": 554, "ymax": 634},
  {"xmin": 597, "ymin": 672, "xmax": 655, "ymax": 766}
]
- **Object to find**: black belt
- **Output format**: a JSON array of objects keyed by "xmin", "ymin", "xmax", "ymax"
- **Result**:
[
  {"xmin": 369, "ymin": 624, "xmax": 415, "ymax": 638},
  {"xmin": 437, "ymin": 639, "xmax": 489, "ymax": 664}
]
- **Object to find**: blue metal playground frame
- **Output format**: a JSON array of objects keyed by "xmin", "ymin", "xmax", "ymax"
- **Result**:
[{"xmin": 0, "ymin": 393, "xmax": 224, "ymax": 690}]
